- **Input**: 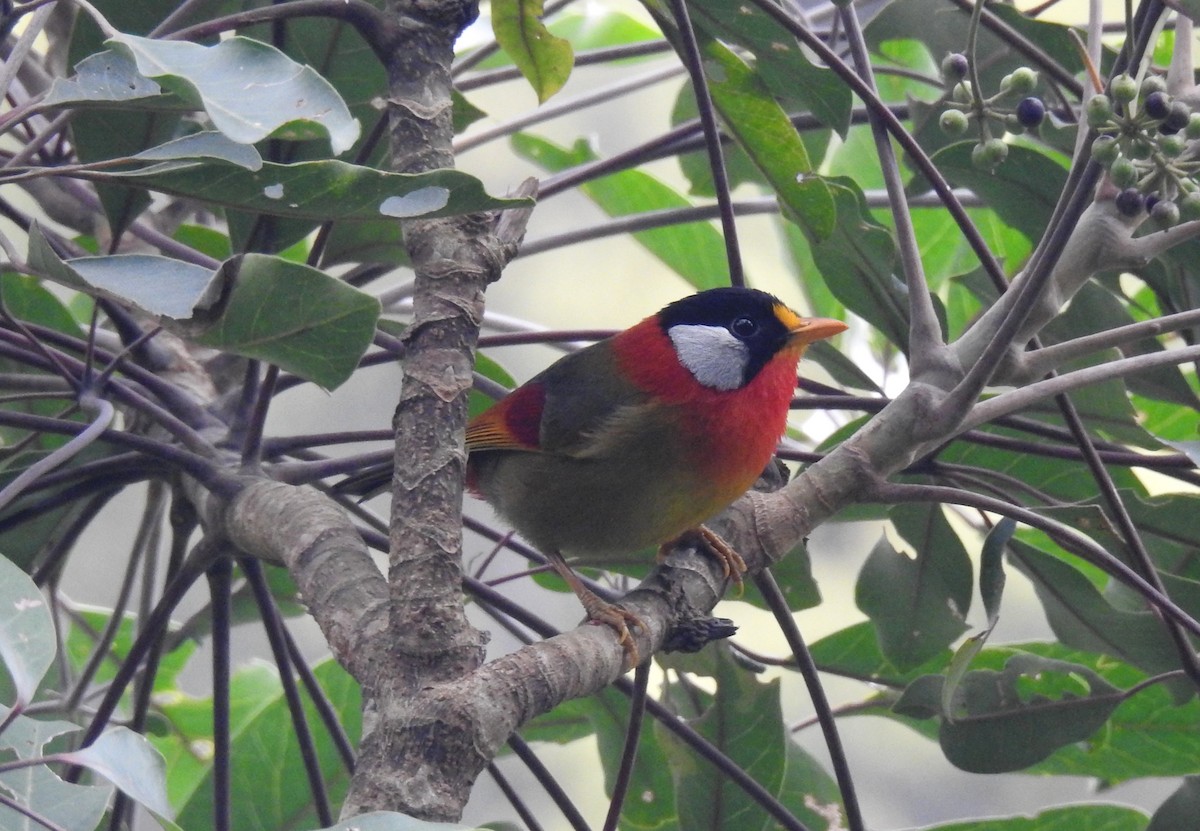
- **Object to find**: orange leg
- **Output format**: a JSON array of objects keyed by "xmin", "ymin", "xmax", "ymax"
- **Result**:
[
  {"xmin": 658, "ymin": 526, "xmax": 748, "ymax": 592},
  {"xmin": 546, "ymin": 549, "xmax": 645, "ymax": 667}
]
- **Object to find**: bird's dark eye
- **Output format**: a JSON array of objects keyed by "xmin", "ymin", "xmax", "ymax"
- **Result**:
[{"xmin": 730, "ymin": 316, "xmax": 758, "ymax": 338}]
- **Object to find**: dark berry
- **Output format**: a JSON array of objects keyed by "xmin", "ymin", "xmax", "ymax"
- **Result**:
[
  {"xmin": 942, "ymin": 53, "xmax": 969, "ymax": 81},
  {"xmin": 1141, "ymin": 74, "xmax": 1167, "ymax": 97},
  {"xmin": 1115, "ymin": 188, "xmax": 1144, "ymax": 216},
  {"xmin": 1144, "ymin": 91, "xmax": 1170, "ymax": 120},
  {"xmin": 1144, "ymin": 193, "xmax": 1159, "ymax": 213},
  {"xmin": 1015, "ymin": 97, "xmax": 1046, "ymax": 128},
  {"xmin": 1164, "ymin": 101, "xmax": 1191, "ymax": 133}
]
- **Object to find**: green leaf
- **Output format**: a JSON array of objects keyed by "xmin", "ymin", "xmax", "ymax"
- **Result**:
[
  {"xmin": 808, "ymin": 178, "xmax": 916, "ymax": 352},
  {"xmin": 930, "ymin": 143, "xmax": 1068, "ymax": 244},
  {"xmin": 585, "ymin": 687, "xmax": 677, "ymax": 830},
  {"xmin": 29, "ymin": 225, "xmax": 225, "ymax": 319},
  {"xmin": 193, "ymin": 254, "xmax": 380, "ymax": 390},
  {"xmin": 923, "ymin": 804, "xmax": 1148, "ymax": 831},
  {"xmin": 0, "ymin": 554, "xmax": 54, "ymax": 706},
  {"xmin": 862, "ymin": 642, "xmax": 1200, "ymax": 782},
  {"xmin": 659, "ymin": 646, "xmax": 786, "ymax": 830},
  {"xmin": 62, "ymin": 0, "xmax": 188, "ymax": 237},
  {"xmin": 133, "ymin": 131, "xmax": 264, "ymax": 169},
  {"xmin": 62, "ymin": 728, "xmax": 178, "ymax": 829},
  {"xmin": 937, "ymin": 422, "xmax": 1145, "ymax": 504},
  {"xmin": 452, "ymin": 90, "xmax": 488, "ymax": 134},
  {"xmin": 759, "ymin": 542, "xmax": 821, "ymax": 612},
  {"xmin": 0, "ymin": 713, "xmax": 112, "ymax": 831},
  {"xmin": 1149, "ymin": 777, "xmax": 1200, "ymax": 831},
  {"xmin": 896, "ymin": 653, "xmax": 1121, "ymax": 772},
  {"xmin": 492, "ymin": 0, "xmax": 575, "ymax": 103},
  {"xmin": 808, "ymin": 621, "xmax": 953, "ymax": 688},
  {"xmin": 29, "ymin": 234, "xmax": 379, "ymax": 389},
  {"xmin": 1016, "ymin": 645, "xmax": 1200, "ymax": 782},
  {"xmin": 159, "ymin": 660, "xmax": 361, "ymax": 830},
  {"xmin": 856, "ymin": 503, "xmax": 972, "ymax": 670},
  {"xmin": 63, "ymin": 608, "xmax": 195, "ymax": 694},
  {"xmin": 1007, "ymin": 539, "xmax": 1187, "ymax": 684},
  {"xmin": 673, "ymin": 86, "xmax": 770, "ymax": 197},
  {"xmin": 471, "ymin": 353, "xmax": 516, "ymax": 419},
  {"xmin": 803, "ymin": 340, "xmax": 883, "ymax": 394},
  {"xmin": 43, "ymin": 48, "xmax": 178, "ymax": 110},
  {"xmin": 940, "ymin": 631, "xmax": 991, "ymax": 721},
  {"xmin": 96, "ymin": 158, "xmax": 528, "ymax": 222},
  {"xmin": 513, "ymin": 133, "xmax": 732, "ymax": 289},
  {"xmin": 684, "ymin": 0, "xmax": 851, "ymax": 136},
  {"xmin": 0, "ymin": 273, "xmax": 81, "ymax": 336},
  {"xmin": 107, "ymin": 34, "xmax": 361, "ymax": 154},
  {"xmin": 778, "ymin": 738, "xmax": 844, "ymax": 831},
  {"xmin": 694, "ymin": 39, "xmax": 835, "ymax": 242},
  {"xmin": 549, "ymin": 8, "xmax": 662, "ymax": 52},
  {"xmin": 980, "ymin": 518, "xmax": 1013, "ymax": 627}
]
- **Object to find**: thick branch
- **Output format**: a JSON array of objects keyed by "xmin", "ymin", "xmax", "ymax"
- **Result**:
[
  {"xmin": 207, "ymin": 479, "xmax": 389, "ymax": 685},
  {"xmin": 343, "ymin": 0, "xmax": 535, "ymax": 818}
]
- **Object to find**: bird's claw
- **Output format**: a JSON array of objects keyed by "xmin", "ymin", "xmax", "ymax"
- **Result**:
[
  {"xmin": 659, "ymin": 526, "xmax": 748, "ymax": 595},
  {"xmin": 585, "ymin": 603, "xmax": 646, "ymax": 668}
]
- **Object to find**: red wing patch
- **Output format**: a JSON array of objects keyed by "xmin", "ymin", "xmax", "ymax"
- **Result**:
[{"xmin": 466, "ymin": 382, "xmax": 545, "ymax": 451}]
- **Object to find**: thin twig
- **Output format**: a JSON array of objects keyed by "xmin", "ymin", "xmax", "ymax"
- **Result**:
[
  {"xmin": 839, "ymin": 5, "xmax": 944, "ymax": 376},
  {"xmin": 754, "ymin": 569, "xmax": 864, "ymax": 831},
  {"xmin": 963, "ymin": 343, "xmax": 1200, "ymax": 431},
  {"xmin": 872, "ymin": 481, "xmax": 1200, "ymax": 639},
  {"xmin": 663, "ymin": 0, "xmax": 744, "ymax": 285},
  {"xmin": 601, "ymin": 660, "xmax": 650, "ymax": 831}
]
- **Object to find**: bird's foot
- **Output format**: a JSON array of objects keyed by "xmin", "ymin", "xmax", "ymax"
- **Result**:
[
  {"xmin": 580, "ymin": 596, "xmax": 646, "ymax": 668},
  {"xmin": 545, "ymin": 550, "xmax": 645, "ymax": 668},
  {"xmin": 659, "ymin": 527, "xmax": 748, "ymax": 594}
]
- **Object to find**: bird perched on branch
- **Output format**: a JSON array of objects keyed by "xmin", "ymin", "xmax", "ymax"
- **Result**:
[{"xmin": 348, "ymin": 287, "xmax": 846, "ymax": 666}]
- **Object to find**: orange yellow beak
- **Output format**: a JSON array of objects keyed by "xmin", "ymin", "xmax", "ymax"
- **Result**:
[{"xmin": 773, "ymin": 303, "xmax": 848, "ymax": 346}]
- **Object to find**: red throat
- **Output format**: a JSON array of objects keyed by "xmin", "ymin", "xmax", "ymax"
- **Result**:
[{"xmin": 611, "ymin": 317, "xmax": 801, "ymax": 485}]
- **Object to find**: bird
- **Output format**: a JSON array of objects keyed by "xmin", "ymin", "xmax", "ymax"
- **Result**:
[{"xmin": 349, "ymin": 286, "xmax": 846, "ymax": 665}]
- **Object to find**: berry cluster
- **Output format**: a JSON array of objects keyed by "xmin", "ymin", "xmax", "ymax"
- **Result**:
[
  {"xmin": 1087, "ymin": 74, "xmax": 1200, "ymax": 227},
  {"xmin": 938, "ymin": 53, "xmax": 1047, "ymax": 171}
]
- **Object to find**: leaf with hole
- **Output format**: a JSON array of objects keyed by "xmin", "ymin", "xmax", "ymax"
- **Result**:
[
  {"xmin": 62, "ymin": 728, "xmax": 178, "ymax": 830},
  {"xmin": 0, "ymin": 554, "xmax": 54, "ymax": 707},
  {"xmin": 0, "ymin": 718, "xmax": 112, "ymax": 831},
  {"xmin": 93, "ymin": 158, "xmax": 529, "ymax": 222}
]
